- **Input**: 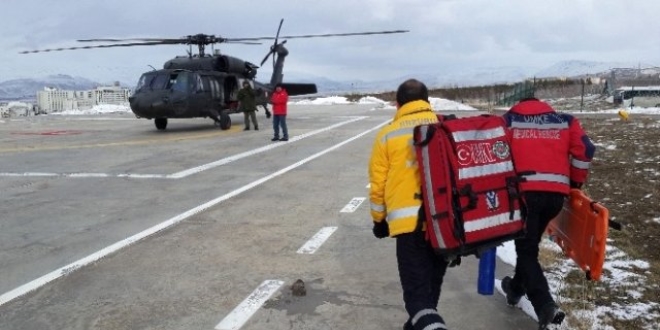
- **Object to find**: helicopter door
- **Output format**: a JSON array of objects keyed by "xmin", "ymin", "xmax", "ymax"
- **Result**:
[
  {"xmin": 224, "ymin": 76, "xmax": 239, "ymax": 110},
  {"xmin": 165, "ymin": 72, "xmax": 191, "ymax": 117},
  {"xmin": 190, "ymin": 74, "xmax": 217, "ymax": 117},
  {"xmin": 189, "ymin": 73, "xmax": 209, "ymax": 117}
]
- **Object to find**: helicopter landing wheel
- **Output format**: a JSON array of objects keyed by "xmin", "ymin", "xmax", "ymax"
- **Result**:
[
  {"xmin": 219, "ymin": 113, "xmax": 231, "ymax": 130},
  {"xmin": 155, "ymin": 118, "xmax": 168, "ymax": 130}
]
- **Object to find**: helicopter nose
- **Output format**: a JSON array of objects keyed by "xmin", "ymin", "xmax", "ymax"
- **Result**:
[{"xmin": 151, "ymin": 100, "xmax": 165, "ymax": 108}]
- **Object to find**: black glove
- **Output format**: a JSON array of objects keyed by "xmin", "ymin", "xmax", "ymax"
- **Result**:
[
  {"xmin": 448, "ymin": 256, "xmax": 462, "ymax": 268},
  {"xmin": 372, "ymin": 220, "xmax": 389, "ymax": 239},
  {"xmin": 570, "ymin": 181, "xmax": 583, "ymax": 189}
]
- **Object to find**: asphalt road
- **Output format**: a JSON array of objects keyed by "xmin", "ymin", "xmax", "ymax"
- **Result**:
[{"xmin": 0, "ymin": 104, "xmax": 538, "ymax": 329}]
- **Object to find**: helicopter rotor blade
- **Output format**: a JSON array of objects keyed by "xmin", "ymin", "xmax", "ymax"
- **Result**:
[
  {"xmin": 259, "ymin": 18, "xmax": 286, "ymax": 67},
  {"xmin": 272, "ymin": 18, "xmax": 284, "ymax": 68},
  {"xmin": 279, "ymin": 29, "xmax": 409, "ymax": 39},
  {"xmin": 276, "ymin": 19, "xmax": 284, "ymax": 37},
  {"xmin": 21, "ymin": 27, "xmax": 407, "ymax": 56},
  {"xmin": 260, "ymin": 49, "xmax": 274, "ymax": 67},
  {"xmin": 234, "ymin": 29, "xmax": 409, "ymax": 42},
  {"xmin": 274, "ymin": 18, "xmax": 284, "ymax": 45},
  {"xmin": 224, "ymin": 41, "xmax": 262, "ymax": 45},
  {"xmin": 77, "ymin": 38, "xmax": 182, "ymax": 43},
  {"xmin": 78, "ymin": 36, "xmax": 262, "ymax": 45},
  {"xmin": 19, "ymin": 40, "xmax": 183, "ymax": 54}
]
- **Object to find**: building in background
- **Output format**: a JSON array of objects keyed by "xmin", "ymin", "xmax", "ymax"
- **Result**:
[
  {"xmin": 36, "ymin": 82, "xmax": 131, "ymax": 113},
  {"xmin": 0, "ymin": 101, "xmax": 35, "ymax": 118}
]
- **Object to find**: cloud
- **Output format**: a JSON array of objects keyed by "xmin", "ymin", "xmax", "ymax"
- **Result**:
[{"xmin": 2, "ymin": 0, "xmax": 659, "ymax": 83}]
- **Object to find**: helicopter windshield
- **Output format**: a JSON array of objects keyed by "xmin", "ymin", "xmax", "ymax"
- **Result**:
[
  {"xmin": 135, "ymin": 71, "xmax": 191, "ymax": 93},
  {"xmin": 136, "ymin": 73, "xmax": 167, "ymax": 92}
]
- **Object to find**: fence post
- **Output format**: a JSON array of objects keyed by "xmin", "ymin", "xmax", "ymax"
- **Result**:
[{"xmin": 580, "ymin": 79, "xmax": 585, "ymax": 112}]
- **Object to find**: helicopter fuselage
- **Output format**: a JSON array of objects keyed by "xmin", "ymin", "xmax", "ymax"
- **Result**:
[{"xmin": 128, "ymin": 67, "xmax": 268, "ymax": 120}]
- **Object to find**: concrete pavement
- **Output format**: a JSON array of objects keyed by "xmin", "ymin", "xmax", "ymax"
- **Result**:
[{"xmin": 0, "ymin": 104, "xmax": 537, "ymax": 329}]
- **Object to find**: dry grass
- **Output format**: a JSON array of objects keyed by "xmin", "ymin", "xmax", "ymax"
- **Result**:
[{"xmin": 535, "ymin": 114, "xmax": 660, "ymax": 330}]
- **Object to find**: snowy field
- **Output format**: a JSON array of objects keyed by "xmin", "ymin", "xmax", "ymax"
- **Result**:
[{"xmin": 13, "ymin": 95, "xmax": 660, "ymax": 116}]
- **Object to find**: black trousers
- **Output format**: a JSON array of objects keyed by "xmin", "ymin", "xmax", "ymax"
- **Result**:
[
  {"xmin": 396, "ymin": 228, "xmax": 449, "ymax": 329},
  {"xmin": 510, "ymin": 191, "xmax": 565, "ymax": 313}
]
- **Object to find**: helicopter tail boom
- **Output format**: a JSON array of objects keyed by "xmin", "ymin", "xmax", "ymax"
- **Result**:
[{"xmin": 280, "ymin": 83, "xmax": 317, "ymax": 96}]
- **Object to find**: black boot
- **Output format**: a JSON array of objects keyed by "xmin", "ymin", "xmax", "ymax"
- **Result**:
[
  {"xmin": 501, "ymin": 276, "xmax": 525, "ymax": 306},
  {"xmin": 537, "ymin": 302, "xmax": 565, "ymax": 330},
  {"xmin": 244, "ymin": 127, "xmax": 250, "ymax": 131}
]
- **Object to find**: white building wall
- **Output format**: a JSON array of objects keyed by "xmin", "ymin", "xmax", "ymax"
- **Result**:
[
  {"xmin": 36, "ymin": 86, "xmax": 132, "ymax": 113},
  {"xmin": 95, "ymin": 86, "xmax": 131, "ymax": 105}
]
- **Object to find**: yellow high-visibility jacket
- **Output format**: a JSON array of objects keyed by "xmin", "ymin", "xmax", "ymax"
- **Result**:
[{"xmin": 369, "ymin": 100, "xmax": 439, "ymax": 237}]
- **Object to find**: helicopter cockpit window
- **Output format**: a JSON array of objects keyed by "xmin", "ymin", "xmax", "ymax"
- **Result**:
[
  {"xmin": 165, "ymin": 73, "xmax": 190, "ymax": 93},
  {"xmin": 136, "ymin": 73, "xmax": 155, "ymax": 92},
  {"xmin": 135, "ymin": 73, "xmax": 170, "ymax": 92},
  {"xmin": 150, "ymin": 74, "xmax": 170, "ymax": 91}
]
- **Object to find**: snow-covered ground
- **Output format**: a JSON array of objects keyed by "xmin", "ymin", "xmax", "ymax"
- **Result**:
[
  {"xmin": 497, "ymin": 239, "xmax": 659, "ymax": 330},
  {"xmin": 24, "ymin": 95, "xmax": 660, "ymax": 116}
]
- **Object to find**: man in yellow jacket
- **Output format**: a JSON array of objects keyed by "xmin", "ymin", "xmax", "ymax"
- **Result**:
[{"xmin": 369, "ymin": 79, "xmax": 449, "ymax": 330}]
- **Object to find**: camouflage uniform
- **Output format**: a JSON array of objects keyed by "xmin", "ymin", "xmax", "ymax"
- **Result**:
[{"xmin": 237, "ymin": 83, "xmax": 258, "ymax": 130}]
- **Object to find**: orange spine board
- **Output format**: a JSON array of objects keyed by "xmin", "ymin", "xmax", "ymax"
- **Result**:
[{"xmin": 546, "ymin": 189, "xmax": 610, "ymax": 281}]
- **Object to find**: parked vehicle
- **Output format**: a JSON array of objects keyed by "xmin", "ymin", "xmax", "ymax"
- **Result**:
[{"xmin": 613, "ymin": 86, "xmax": 660, "ymax": 108}]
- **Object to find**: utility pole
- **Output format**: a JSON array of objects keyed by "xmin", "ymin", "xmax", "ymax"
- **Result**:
[{"xmin": 580, "ymin": 78, "xmax": 585, "ymax": 112}]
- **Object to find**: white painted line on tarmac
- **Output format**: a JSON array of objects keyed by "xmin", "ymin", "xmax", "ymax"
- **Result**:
[
  {"xmin": 0, "ymin": 172, "xmax": 167, "ymax": 179},
  {"xmin": 214, "ymin": 279, "xmax": 284, "ymax": 330},
  {"xmin": 63, "ymin": 117, "xmax": 136, "ymax": 121},
  {"xmin": 168, "ymin": 116, "xmax": 367, "ymax": 179},
  {"xmin": 0, "ymin": 172, "xmax": 59, "ymax": 177},
  {"xmin": 297, "ymin": 226, "xmax": 338, "ymax": 254},
  {"xmin": 340, "ymin": 197, "xmax": 366, "ymax": 213},
  {"xmin": 0, "ymin": 118, "xmax": 390, "ymax": 307},
  {"xmin": 0, "ymin": 116, "xmax": 367, "ymax": 179}
]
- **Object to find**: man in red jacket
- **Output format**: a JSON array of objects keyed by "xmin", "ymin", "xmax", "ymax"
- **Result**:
[
  {"xmin": 270, "ymin": 84, "xmax": 289, "ymax": 141},
  {"xmin": 501, "ymin": 98, "xmax": 595, "ymax": 330}
]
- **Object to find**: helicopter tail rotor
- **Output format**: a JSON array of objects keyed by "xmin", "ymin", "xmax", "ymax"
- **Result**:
[{"xmin": 260, "ymin": 19, "xmax": 287, "ymax": 67}]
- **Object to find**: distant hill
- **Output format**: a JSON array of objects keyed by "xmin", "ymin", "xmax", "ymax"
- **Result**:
[
  {"xmin": 533, "ymin": 60, "xmax": 660, "ymax": 78},
  {"xmin": 0, "ymin": 74, "xmax": 102, "ymax": 101}
]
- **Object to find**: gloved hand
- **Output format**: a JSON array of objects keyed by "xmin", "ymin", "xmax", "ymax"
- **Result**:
[
  {"xmin": 570, "ymin": 181, "xmax": 583, "ymax": 189},
  {"xmin": 372, "ymin": 220, "xmax": 389, "ymax": 239},
  {"xmin": 448, "ymin": 256, "xmax": 462, "ymax": 268}
]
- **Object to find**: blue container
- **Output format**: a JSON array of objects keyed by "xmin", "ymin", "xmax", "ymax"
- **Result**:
[{"xmin": 477, "ymin": 247, "xmax": 497, "ymax": 295}]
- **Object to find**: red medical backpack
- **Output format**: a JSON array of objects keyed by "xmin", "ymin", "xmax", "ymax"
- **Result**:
[{"xmin": 413, "ymin": 114, "xmax": 526, "ymax": 258}]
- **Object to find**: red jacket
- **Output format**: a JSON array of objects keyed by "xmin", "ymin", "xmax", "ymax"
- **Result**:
[
  {"xmin": 270, "ymin": 88, "xmax": 288, "ymax": 115},
  {"xmin": 503, "ymin": 99, "xmax": 595, "ymax": 194}
]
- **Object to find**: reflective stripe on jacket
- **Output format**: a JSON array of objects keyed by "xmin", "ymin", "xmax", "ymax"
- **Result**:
[
  {"xmin": 369, "ymin": 100, "xmax": 439, "ymax": 237},
  {"xmin": 503, "ymin": 99, "xmax": 595, "ymax": 194}
]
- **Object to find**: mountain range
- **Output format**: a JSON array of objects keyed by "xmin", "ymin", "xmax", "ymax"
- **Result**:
[
  {"xmin": 1, "ymin": 60, "xmax": 658, "ymax": 101},
  {"xmin": 0, "ymin": 74, "xmax": 102, "ymax": 101}
]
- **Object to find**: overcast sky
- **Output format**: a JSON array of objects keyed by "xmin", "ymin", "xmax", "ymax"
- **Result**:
[{"xmin": 2, "ymin": 0, "xmax": 659, "ymax": 85}]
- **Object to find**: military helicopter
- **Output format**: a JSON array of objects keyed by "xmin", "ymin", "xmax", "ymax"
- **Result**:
[{"xmin": 20, "ymin": 20, "xmax": 408, "ymax": 130}]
